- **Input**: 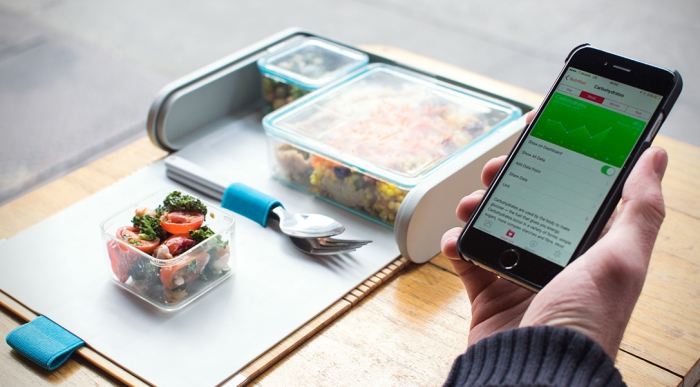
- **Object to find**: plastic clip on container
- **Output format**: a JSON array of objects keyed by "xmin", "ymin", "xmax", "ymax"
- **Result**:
[
  {"xmin": 257, "ymin": 37, "xmax": 369, "ymax": 110},
  {"xmin": 100, "ymin": 191, "xmax": 236, "ymax": 311},
  {"xmin": 263, "ymin": 64, "xmax": 522, "ymax": 227}
]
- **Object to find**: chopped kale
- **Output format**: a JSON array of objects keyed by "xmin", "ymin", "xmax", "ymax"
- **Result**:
[
  {"xmin": 129, "ymin": 258, "xmax": 159, "ymax": 282},
  {"xmin": 185, "ymin": 260, "xmax": 199, "ymax": 275},
  {"xmin": 155, "ymin": 191, "xmax": 207, "ymax": 217},
  {"xmin": 290, "ymin": 85, "xmax": 305, "ymax": 99},
  {"xmin": 131, "ymin": 214, "xmax": 164, "ymax": 241},
  {"xmin": 189, "ymin": 225, "xmax": 215, "ymax": 243},
  {"xmin": 199, "ymin": 257, "xmax": 227, "ymax": 282},
  {"xmin": 213, "ymin": 236, "xmax": 229, "ymax": 249},
  {"xmin": 190, "ymin": 226, "xmax": 229, "ymax": 250}
]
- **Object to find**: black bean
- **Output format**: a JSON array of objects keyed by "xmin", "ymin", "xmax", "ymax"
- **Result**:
[{"xmin": 333, "ymin": 167, "xmax": 351, "ymax": 180}]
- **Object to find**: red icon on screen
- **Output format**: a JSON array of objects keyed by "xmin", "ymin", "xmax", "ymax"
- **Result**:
[{"xmin": 506, "ymin": 230, "xmax": 515, "ymax": 238}]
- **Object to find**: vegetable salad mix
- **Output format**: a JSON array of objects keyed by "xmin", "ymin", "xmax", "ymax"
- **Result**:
[
  {"xmin": 259, "ymin": 38, "xmax": 369, "ymax": 111},
  {"xmin": 261, "ymin": 48, "xmax": 333, "ymax": 110},
  {"xmin": 271, "ymin": 83, "xmax": 504, "ymax": 226},
  {"xmin": 266, "ymin": 64, "xmax": 521, "ymax": 227},
  {"xmin": 105, "ymin": 191, "xmax": 232, "ymax": 306}
]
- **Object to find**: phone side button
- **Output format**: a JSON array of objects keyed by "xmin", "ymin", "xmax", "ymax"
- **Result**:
[
  {"xmin": 645, "ymin": 113, "xmax": 664, "ymax": 142},
  {"xmin": 499, "ymin": 250, "xmax": 520, "ymax": 270}
]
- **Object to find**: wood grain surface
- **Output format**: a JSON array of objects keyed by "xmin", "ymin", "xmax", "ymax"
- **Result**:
[
  {"xmin": 250, "ymin": 257, "xmax": 682, "ymax": 387},
  {"xmin": 1, "ymin": 46, "xmax": 697, "ymax": 387}
]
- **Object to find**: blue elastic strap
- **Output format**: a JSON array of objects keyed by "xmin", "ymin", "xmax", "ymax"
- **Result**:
[
  {"xmin": 6, "ymin": 315, "xmax": 84, "ymax": 370},
  {"xmin": 221, "ymin": 182, "xmax": 283, "ymax": 227}
]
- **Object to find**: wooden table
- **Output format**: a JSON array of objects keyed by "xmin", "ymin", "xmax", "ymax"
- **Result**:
[{"xmin": 1, "ymin": 46, "xmax": 698, "ymax": 387}]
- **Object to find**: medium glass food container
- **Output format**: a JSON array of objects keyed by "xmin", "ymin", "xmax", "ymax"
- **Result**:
[
  {"xmin": 257, "ymin": 37, "xmax": 369, "ymax": 111},
  {"xmin": 263, "ymin": 63, "xmax": 522, "ymax": 227},
  {"xmin": 100, "ymin": 190, "xmax": 236, "ymax": 311}
]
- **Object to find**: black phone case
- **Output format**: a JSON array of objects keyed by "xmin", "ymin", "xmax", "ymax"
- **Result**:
[
  {"xmin": 458, "ymin": 44, "xmax": 683, "ymax": 291},
  {"xmin": 566, "ymin": 46, "xmax": 683, "ymax": 259},
  {"xmin": 569, "ymin": 67, "xmax": 683, "ymax": 259}
]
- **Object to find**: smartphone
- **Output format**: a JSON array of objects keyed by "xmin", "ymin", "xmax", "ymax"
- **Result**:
[{"xmin": 457, "ymin": 44, "xmax": 683, "ymax": 292}]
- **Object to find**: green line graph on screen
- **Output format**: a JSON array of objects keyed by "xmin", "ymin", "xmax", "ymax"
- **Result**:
[
  {"xmin": 531, "ymin": 92, "xmax": 646, "ymax": 167},
  {"xmin": 544, "ymin": 119, "xmax": 611, "ymax": 149}
]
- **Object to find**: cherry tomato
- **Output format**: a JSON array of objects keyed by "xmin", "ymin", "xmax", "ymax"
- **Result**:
[
  {"xmin": 106, "ymin": 240, "xmax": 138, "ymax": 283},
  {"xmin": 162, "ymin": 234, "xmax": 197, "ymax": 256},
  {"xmin": 116, "ymin": 226, "xmax": 160, "ymax": 254},
  {"xmin": 159, "ymin": 251, "xmax": 210, "ymax": 289},
  {"xmin": 160, "ymin": 211, "xmax": 204, "ymax": 234}
]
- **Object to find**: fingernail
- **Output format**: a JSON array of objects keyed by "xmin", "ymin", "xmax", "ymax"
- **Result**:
[
  {"xmin": 468, "ymin": 190, "xmax": 485, "ymax": 199},
  {"xmin": 652, "ymin": 149, "xmax": 668, "ymax": 179}
]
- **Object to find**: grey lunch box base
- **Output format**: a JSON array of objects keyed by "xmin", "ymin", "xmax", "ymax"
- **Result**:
[{"xmin": 147, "ymin": 28, "xmax": 534, "ymax": 264}]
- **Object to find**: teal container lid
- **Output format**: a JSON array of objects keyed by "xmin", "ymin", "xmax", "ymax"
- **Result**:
[
  {"xmin": 257, "ymin": 37, "xmax": 369, "ymax": 90},
  {"xmin": 263, "ymin": 64, "xmax": 523, "ymax": 189}
]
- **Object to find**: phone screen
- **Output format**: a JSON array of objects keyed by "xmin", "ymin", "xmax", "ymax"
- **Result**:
[{"xmin": 473, "ymin": 67, "xmax": 664, "ymax": 265}]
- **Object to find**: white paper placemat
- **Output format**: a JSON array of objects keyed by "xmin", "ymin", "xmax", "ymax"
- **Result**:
[{"xmin": 0, "ymin": 113, "xmax": 399, "ymax": 386}]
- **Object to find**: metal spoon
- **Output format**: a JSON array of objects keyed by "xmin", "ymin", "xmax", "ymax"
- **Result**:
[
  {"xmin": 165, "ymin": 156, "xmax": 346, "ymax": 238},
  {"xmin": 270, "ymin": 206, "xmax": 344, "ymax": 238}
]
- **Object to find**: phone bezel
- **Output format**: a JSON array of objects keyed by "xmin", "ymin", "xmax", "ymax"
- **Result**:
[{"xmin": 457, "ymin": 46, "xmax": 678, "ymax": 291}]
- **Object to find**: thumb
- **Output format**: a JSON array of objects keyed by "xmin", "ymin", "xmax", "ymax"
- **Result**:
[
  {"xmin": 593, "ymin": 146, "xmax": 668, "ymax": 281},
  {"xmin": 522, "ymin": 147, "xmax": 668, "ymax": 359}
]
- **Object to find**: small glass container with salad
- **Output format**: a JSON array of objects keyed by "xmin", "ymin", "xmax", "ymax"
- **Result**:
[
  {"xmin": 263, "ymin": 64, "xmax": 522, "ymax": 227},
  {"xmin": 100, "ymin": 190, "xmax": 235, "ymax": 311},
  {"xmin": 257, "ymin": 37, "xmax": 369, "ymax": 111}
]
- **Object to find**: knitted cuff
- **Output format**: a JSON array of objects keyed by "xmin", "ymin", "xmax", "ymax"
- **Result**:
[{"xmin": 444, "ymin": 326, "xmax": 624, "ymax": 387}]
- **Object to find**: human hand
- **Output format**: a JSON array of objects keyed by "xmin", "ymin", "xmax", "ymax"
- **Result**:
[{"xmin": 440, "ymin": 111, "xmax": 668, "ymax": 359}]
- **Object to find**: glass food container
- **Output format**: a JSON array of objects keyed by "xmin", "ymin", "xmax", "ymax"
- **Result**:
[
  {"xmin": 100, "ymin": 190, "xmax": 236, "ymax": 311},
  {"xmin": 263, "ymin": 63, "xmax": 522, "ymax": 227},
  {"xmin": 257, "ymin": 37, "xmax": 369, "ymax": 111}
]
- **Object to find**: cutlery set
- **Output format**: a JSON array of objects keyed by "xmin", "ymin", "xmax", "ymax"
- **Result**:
[{"xmin": 164, "ymin": 156, "xmax": 372, "ymax": 255}]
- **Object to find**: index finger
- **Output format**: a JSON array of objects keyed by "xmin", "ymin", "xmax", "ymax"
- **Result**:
[
  {"xmin": 479, "ymin": 109, "xmax": 536, "ymax": 186},
  {"xmin": 526, "ymin": 109, "xmax": 536, "ymax": 124}
]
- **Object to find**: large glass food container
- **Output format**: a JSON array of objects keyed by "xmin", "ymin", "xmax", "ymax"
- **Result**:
[
  {"xmin": 100, "ymin": 190, "xmax": 236, "ymax": 311},
  {"xmin": 257, "ymin": 37, "xmax": 369, "ymax": 111},
  {"xmin": 263, "ymin": 63, "xmax": 522, "ymax": 227}
]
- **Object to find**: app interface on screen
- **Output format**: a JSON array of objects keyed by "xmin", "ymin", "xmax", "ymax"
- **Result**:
[{"xmin": 474, "ymin": 67, "xmax": 663, "ymax": 266}]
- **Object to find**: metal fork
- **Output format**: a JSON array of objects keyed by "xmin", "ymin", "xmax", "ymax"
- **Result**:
[
  {"xmin": 289, "ymin": 236, "xmax": 372, "ymax": 255},
  {"xmin": 164, "ymin": 156, "xmax": 373, "ymax": 255}
]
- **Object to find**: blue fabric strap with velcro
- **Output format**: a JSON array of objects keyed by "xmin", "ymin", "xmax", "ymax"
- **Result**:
[
  {"xmin": 6, "ymin": 315, "xmax": 84, "ymax": 370},
  {"xmin": 221, "ymin": 182, "xmax": 283, "ymax": 227}
]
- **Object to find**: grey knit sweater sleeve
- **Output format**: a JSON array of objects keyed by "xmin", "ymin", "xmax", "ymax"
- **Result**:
[{"xmin": 443, "ymin": 326, "xmax": 625, "ymax": 387}]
